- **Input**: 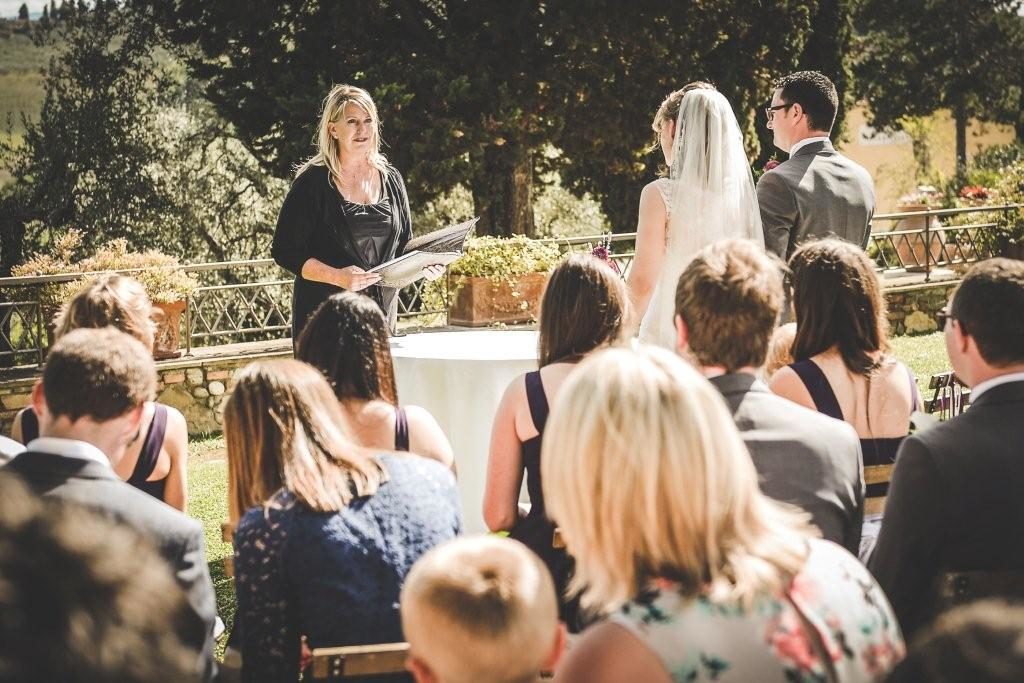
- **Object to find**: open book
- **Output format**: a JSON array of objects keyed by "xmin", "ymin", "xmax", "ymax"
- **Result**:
[{"xmin": 370, "ymin": 217, "xmax": 479, "ymax": 288}]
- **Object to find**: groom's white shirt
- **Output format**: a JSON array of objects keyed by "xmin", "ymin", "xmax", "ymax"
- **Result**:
[{"xmin": 789, "ymin": 136, "xmax": 830, "ymax": 156}]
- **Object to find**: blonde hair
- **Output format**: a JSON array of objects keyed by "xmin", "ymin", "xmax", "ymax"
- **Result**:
[
  {"xmin": 223, "ymin": 359, "xmax": 386, "ymax": 522},
  {"xmin": 295, "ymin": 84, "xmax": 389, "ymax": 183},
  {"xmin": 764, "ymin": 322, "xmax": 797, "ymax": 380},
  {"xmin": 401, "ymin": 536, "xmax": 558, "ymax": 683},
  {"xmin": 651, "ymin": 81, "xmax": 716, "ymax": 134},
  {"xmin": 53, "ymin": 274, "xmax": 157, "ymax": 351},
  {"xmin": 541, "ymin": 344, "xmax": 812, "ymax": 612}
]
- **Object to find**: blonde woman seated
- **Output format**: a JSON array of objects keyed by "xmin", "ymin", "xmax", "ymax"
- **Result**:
[
  {"xmin": 545, "ymin": 345, "xmax": 904, "ymax": 683},
  {"xmin": 225, "ymin": 360, "xmax": 460, "ymax": 683},
  {"xmin": 484, "ymin": 253, "xmax": 627, "ymax": 630},
  {"xmin": 297, "ymin": 292, "xmax": 454, "ymax": 470},
  {"xmin": 11, "ymin": 274, "xmax": 189, "ymax": 511}
]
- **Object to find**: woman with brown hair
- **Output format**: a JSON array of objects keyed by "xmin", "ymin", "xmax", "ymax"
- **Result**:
[
  {"xmin": 484, "ymin": 253, "xmax": 627, "ymax": 629},
  {"xmin": 225, "ymin": 359, "xmax": 460, "ymax": 682},
  {"xmin": 770, "ymin": 239, "xmax": 921, "ymax": 555},
  {"xmin": 295, "ymin": 292, "xmax": 454, "ymax": 470},
  {"xmin": 11, "ymin": 273, "xmax": 189, "ymax": 511}
]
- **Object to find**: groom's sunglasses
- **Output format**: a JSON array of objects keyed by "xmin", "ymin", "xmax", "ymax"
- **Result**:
[{"xmin": 764, "ymin": 103, "xmax": 793, "ymax": 121}]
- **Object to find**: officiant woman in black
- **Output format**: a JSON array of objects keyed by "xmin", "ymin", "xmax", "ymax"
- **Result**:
[{"xmin": 272, "ymin": 84, "xmax": 440, "ymax": 343}]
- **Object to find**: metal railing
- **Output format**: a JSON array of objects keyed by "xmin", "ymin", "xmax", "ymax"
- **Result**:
[{"xmin": 1, "ymin": 204, "xmax": 1018, "ymax": 366}]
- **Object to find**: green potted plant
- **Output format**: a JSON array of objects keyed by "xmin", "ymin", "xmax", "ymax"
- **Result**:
[
  {"xmin": 424, "ymin": 235, "xmax": 561, "ymax": 327},
  {"xmin": 12, "ymin": 231, "xmax": 199, "ymax": 359}
]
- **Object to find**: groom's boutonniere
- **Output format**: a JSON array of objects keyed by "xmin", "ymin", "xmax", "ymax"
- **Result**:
[{"xmin": 763, "ymin": 159, "xmax": 780, "ymax": 172}]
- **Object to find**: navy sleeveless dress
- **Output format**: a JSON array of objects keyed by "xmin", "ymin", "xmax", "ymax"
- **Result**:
[
  {"xmin": 787, "ymin": 359, "xmax": 919, "ymax": 498},
  {"xmin": 507, "ymin": 370, "xmax": 581, "ymax": 630},
  {"xmin": 788, "ymin": 359, "xmax": 919, "ymax": 560},
  {"xmin": 20, "ymin": 404, "xmax": 170, "ymax": 502},
  {"xmin": 393, "ymin": 406, "xmax": 409, "ymax": 452}
]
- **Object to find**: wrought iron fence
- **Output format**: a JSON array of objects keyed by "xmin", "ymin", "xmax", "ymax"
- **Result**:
[{"xmin": 0, "ymin": 203, "xmax": 1018, "ymax": 366}]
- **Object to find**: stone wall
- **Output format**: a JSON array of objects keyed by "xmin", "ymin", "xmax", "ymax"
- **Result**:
[
  {"xmin": 0, "ymin": 345, "xmax": 290, "ymax": 438},
  {"xmin": 885, "ymin": 282, "xmax": 958, "ymax": 336}
]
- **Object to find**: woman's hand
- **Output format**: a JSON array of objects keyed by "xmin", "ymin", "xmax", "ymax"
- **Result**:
[
  {"xmin": 422, "ymin": 264, "xmax": 446, "ymax": 281},
  {"xmin": 336, "ymin": 265, "xmax": 381, "ymax": 291}
]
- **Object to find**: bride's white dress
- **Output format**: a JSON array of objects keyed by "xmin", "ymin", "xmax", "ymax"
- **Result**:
[{"xmin": 637, "ymin": 89, "xmax": 764, "ymax": 348}]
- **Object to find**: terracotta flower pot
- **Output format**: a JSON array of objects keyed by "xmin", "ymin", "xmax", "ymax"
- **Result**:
[
  {"xmin": 447, "ymin": 273, "xmax": 547, "ymax": 327},
  {"xmin": 893, "ymin": 203, "xmax": 945, "ymax": 271},
  {"xmin": 152, "ymin": 300, "xmax": 186, "ymax": 360}
]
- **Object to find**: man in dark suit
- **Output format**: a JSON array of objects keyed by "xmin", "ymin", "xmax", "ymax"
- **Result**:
[
  {"xmin": 673, "ymin": 239, "xmax": 864, "ymax": 554},
  {"xmin": 4, "ymin": 328, "xmax": 217, "ymax": 681},
  {"xmin": 757, "ymin": 71, "xmax": 875, "ymax": 260},
  {"xmin": 870, "ymin": 258, "xmax": 1024, "ymax": 639}
]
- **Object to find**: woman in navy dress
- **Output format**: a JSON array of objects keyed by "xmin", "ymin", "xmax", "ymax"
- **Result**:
[
  {"xmin": 484, "ymin": 254, "xmax": 628, "ymax": 630},
  {"xmin": 225, "ymin": 359, "xmax": 461, "ymax": 682},
  {"xmin": 11, "ymin": 274, "xmax": 189, "ymax": 511},
  {"xmin": 770, "ymin": 239, "xmax": 921, "ymax": 558},
  {"xmin": 271, "ymin": 84, "xmax": 442, "ymax": 343}
]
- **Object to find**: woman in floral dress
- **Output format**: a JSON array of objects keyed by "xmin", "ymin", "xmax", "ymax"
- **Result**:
[{"xmin": 543, "ymin": 345, "xmax": 904, "ymax": 682}]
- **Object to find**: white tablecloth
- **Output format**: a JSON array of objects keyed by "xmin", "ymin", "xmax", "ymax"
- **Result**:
[{"xmin": 390, "ymin": 330, "xmax": 538, "ymax": 533}]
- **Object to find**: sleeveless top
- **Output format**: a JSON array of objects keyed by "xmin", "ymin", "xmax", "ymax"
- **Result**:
[
  {"xmin": 612, "ymin": 539, "xmax": 904, "ymax": 682},
  {"xmin": 507, "ymin": 370, "xmax": 581, "ymax": 629},
  {"xmin": 788, "ymin": 359, "xmax": 919, "ymax": 500},
  {"xmin": 394, "ymin": 406, "xmax": 409, "ymax": 452},
  {"xmin": 20, "ymin": 404, "xmax": 169, "ymax": 502}
]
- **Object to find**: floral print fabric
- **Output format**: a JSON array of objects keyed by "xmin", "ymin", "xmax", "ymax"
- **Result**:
[{"xmin": 612, "ymin": 539, "xmax": 904, "ymax": 682}]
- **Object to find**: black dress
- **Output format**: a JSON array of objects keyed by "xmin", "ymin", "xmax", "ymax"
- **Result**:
[
  {"xmin": 271, "ymin": 164, "xmax": 413, "ymax": 342},
  {"xmin": 508, "ymin": 370, "xmax": 582, "ymax": 630}
]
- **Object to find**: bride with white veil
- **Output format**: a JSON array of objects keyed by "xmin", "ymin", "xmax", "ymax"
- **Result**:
[{"xmin": 628, "ymin": 83, "xmax": 763, "ymax": 348}]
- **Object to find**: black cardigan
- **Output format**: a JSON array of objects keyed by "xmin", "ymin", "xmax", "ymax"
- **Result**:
[{"xmin": 271, "ymin": 163, "xmax": 413, "ymax": 340}]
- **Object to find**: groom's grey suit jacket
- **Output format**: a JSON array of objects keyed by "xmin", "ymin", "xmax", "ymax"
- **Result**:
[{"xmin": 757, "ymin": 140, "xmax": 875, "ymax": 260}]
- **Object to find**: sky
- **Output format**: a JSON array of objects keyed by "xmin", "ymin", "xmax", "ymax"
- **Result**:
[{"xmin": 1, "ymin": 1, "xmax": 39, "ymax": 18}]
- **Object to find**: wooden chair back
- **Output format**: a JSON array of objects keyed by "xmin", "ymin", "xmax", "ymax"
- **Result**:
[
  {"xmin": 309, "ymin": 643, "xmax": 411, "ymax": 680},
  {"xmin": 864, "ymin": 463, "xmax": 894, "ymax": 517},
  {"xmin": 925, "ymin": 372, "xmax": 971, "ymax": 419}
]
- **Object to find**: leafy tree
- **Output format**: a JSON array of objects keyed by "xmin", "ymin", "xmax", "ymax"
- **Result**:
[
  {"xmin": 18, "ymin": 3, "xmax": 29, "ymax": 21},
  {"xmin": 39, "ymin": 4, "xmax": 49, "ymax": 26},
  {"xmin": 140, "ymin": 0, "xmax": 822, "ymax": 236},
  {"xmin": 854, "ymin": 0, "xmax": 1024, "ymax": 175},
  {"xmin": 552, "ymin": 2, "xmax": 819, "ymax": 231},
  {"xmin": 0, "ymin": 4, "xmax": 284, "ymax": 281}
]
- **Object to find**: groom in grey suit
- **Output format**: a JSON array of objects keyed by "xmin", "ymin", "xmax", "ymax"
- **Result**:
[
  {"xmin": 673, "ymin": 239, "xmax": 864, "ymax": 554},
  {"xmin": 757, "ymin": 71, "xmax": 875, "ymax": 260}
]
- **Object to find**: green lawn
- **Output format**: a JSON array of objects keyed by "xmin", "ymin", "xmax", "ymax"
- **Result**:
[{"xmin": 187, "ymin": 330, "xmax": 951, "ymax": 658}]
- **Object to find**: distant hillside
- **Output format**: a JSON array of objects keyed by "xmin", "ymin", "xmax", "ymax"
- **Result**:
[{"xmin": 0, "ymin": 30, "xmax": 51, "ymax": 134}]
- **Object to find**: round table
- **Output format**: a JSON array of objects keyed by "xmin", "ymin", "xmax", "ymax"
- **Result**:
[{"xmin": 390, "ymin": 329, "xmax": 538, "ymax": 533}]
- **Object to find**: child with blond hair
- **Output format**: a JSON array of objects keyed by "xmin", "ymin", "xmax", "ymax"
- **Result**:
[{"xmin": 401, "ymin": 536, "xmax": 565, "ymax": 683}]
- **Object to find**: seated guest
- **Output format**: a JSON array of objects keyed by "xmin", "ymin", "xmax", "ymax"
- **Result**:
[
  {"xmin": 770, "ymin": 239, "xmax": 919, "ymax": 556},
  {"xmin": 11, "ymin": 274, "xmax": 190, "ymax": 511},
  {"xmin": 484, "ymin": 253, "xmax": 627, "ymax": 629},
  {"xmin": 401, "ymin": 536, "xmax": 566, "ymax": 683},
  {"xmin": 886, "ymin": 600, "xmax": 1024, "ymax": 683},
  {"xmin": 674, "ymin": 239, "xmax": 863, "ymax": 553},
  {"xmin": 544, "ymin": 345, "xmax": 903, "ymax": 683},
  {"xmin": 870, "ymin": 259, "xmax": 1024, "ymax": 640},
  {"xmin": 296, "ymin": 292, "xmax": 455, "ymax": 470},
  {"xmin": 764, "ymin": 322, "xmax": 797, "ymax": 380},
  {"xmin": 224, "ymin": 359, "xmax": 461, "ymax": 683},
  {"xmin": 0, "ymin": 471, "xmax": 203, "ymax": 683},
  {"xmin": 2, "ymin": 328, "xmax": 217, "ymax": 681}
]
